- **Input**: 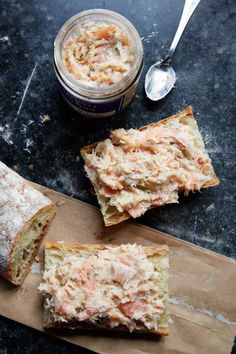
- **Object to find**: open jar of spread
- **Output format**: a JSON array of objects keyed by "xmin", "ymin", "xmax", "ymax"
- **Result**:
[{"xmin": 53, "ymin": 9, "xmax": 144, "ymax": 118}]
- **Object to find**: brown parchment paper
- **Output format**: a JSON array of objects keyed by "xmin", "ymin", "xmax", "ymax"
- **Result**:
[{"xmin": 0, "ymin": 184, "xmax": 235, "ymax": 354}]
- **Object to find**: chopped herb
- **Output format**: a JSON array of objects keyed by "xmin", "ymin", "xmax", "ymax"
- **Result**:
[
  {"xmin": 79, "ymin": 53, "xmax": 84, "ymax": 58},
  {"xmin": 114, "ymin": 46, "xmax": 120, "ymax": 55}
]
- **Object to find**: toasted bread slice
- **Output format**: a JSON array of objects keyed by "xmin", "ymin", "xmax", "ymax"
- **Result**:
[
  {"xmin": 39, "ymin": 241, "xmax": 169, "ymax": 335},
  {"xmin": 81, "ymin": 107, "xmax": 219, "ymax": 226}
]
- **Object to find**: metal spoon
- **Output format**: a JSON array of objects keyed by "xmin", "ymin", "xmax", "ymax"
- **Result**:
[{"xmin": 145, "ymin": 0, "xmax": 201, "ymax": 101}]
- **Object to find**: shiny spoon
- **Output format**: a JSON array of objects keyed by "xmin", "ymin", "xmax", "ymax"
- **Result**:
[{"xmin": 145, "ymin": 0, "xmax": 201, "ymax": 101}]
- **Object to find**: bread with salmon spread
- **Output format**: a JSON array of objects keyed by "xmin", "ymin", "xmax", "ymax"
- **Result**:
[
  {"xmin": 0, "ymin": 161, "xmax": 56, "ymax": 285},
  {"xmin": 81, "ymin": 106, "xmax": 220, "ymax": 226},
  {"xmin": 39, "ymin": 241, "xmax": 169, "ymax": 335}
]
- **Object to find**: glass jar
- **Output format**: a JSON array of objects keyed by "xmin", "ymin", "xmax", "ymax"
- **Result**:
[{"xmin": 53, "ymin": 9, "xmax": 144, "ymax": 118}]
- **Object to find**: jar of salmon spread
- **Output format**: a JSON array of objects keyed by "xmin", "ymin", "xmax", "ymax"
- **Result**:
[{"xmin": 53, "ymin": 9, "xmax": 144, "ymax": 118}]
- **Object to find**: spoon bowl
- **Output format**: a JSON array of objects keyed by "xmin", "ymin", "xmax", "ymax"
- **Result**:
[
  {"xmin": 144, "ymin": 0, "xmax": 201, "ymax": 101},
  {"xmin": 145, "ymin": 60, "xmax": 176, "ymax": 101}
]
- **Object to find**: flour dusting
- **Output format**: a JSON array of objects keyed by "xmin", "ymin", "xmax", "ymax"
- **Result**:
[
  {"xmin": 23, "ymin": 138, "xmax": 34, "ymax": 153},
  {"xmin": 45, "ymin": 170, "xmax": 78, "ymax": 197},
  {"xmin": 202, "ymin": 129, "xmax": 222, "ymax": 154},
  {"xmin": 141, "ymin": 23, "xmax": 159, "ymax": 43},
  {"xmin": 0, "ymin": 125, "xmax": 13, "ymax": 145},
  {"xmin": 170, "ymin": 297, "xmax": 236, "ymax": 327},
  {"xmin": 0, "ymin": 36, "xmax": 9, "ymax": 42},
  {"xmin": 30, "ymin": 261, "xmax": 41, "ymax": 274},
  {"xmin": 205, "ymin": 203, "xmax": 215, "ymax": 213}
]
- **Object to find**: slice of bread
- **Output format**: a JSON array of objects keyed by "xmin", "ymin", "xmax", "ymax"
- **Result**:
[
  {"xmin": 40, "ymin": 241, "xmax": 169, "ymax": 335},
  {"xmin": 81, "ymin": 107, "xmax": 220, "ymax": 226}
]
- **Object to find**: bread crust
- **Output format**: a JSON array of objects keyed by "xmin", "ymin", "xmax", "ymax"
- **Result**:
[
  {"xmin": 45, "ymin": 240, "xmax": 169, "ymax": 256},
  {"xmin": 44, "ymin": 317, "xmax": 169, "ymax": 336},
  {"xmin": 80, "ymin": 107, "xmax": 220, "ymax": 226},
  {"xmin": 43, "ymin": 241, "xmax": 169, "ymax": 335}
]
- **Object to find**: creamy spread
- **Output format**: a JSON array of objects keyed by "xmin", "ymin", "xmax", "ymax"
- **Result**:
[
  {"xmin": 39, "ymin": 244, "xmax": 168, "ymax": 332},
  {"xmin": 84, "ymin": 119, "xmax": 213, "ymax": 219},
  {"xmin": 63, "ymin": 22, "xmax": 134, "ymax": 87}
]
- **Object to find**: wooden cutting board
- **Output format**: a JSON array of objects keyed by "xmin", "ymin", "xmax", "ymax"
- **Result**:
[{"xmin": 0, "ymin": 184, "xmax": 235, "ymax": 354}]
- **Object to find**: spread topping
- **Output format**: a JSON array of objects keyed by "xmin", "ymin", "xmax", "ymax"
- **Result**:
[
  {"xmin": 63, "ymin": 22, "xmax": 135, "ymax": 87},
  {"xmin": 39, "ymin": 244, "xmax": 168, "ymax": 332},
  {"xmin": 84, "ymin": 118, "xmax": 213, "ymax": 218}
]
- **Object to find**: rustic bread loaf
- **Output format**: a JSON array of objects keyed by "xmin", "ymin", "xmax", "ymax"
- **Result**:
[{"xmin": 0, "ymin": 161, "xmax": 56, "ymax": 285}]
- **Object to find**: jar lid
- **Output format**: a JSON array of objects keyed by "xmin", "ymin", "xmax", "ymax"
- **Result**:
[{"xmin": 54, "ymin": 9, "xmax": 144, "ymax": 99}]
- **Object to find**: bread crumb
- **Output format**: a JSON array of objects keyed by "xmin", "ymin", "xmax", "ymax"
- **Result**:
[
  {"xmin": 56, "ymin": 200, "xmax": 66, "ymax": 207},
  {"xmin": 40, "ymin": 114, "xmax": 51, "ymax": 124},
  {"xmin": 205, "ymin": 203, "xmax": 215, "ymax": 213},
  {"xmin": 13, "ymin": 165, "xmax": 20, "ymax": 172},
  {"xmin": 0, "ymin": 36, "xmax": 9, "ymax": 42}
]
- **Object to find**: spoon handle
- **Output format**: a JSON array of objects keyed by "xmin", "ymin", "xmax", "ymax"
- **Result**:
[{"xmin": 168, "ymin": 0, "xmax": 201, "ymax": 58}]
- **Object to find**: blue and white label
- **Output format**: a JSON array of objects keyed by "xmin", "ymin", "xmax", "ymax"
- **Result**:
[
  {"xmin": 59, "ymin": 79, "xmax": 138, "ymax": 118},
  {"xmin": 60, "ymin": 85, "xmax": 125, "ymax": 117}
]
